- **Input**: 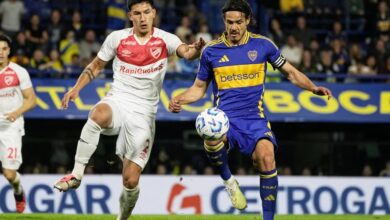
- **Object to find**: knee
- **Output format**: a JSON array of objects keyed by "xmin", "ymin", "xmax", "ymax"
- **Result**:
[
  {"xmin": 261, "ymin": 154, "xmax": 275, "ymax": 167},
  {"xmin": 254, "ymin": 152, "xmax": 275, "ymax": 171},
  {"xmin": 90, "ymin": 104, "xmax": 112, "ymax": 128},
  {"xmin": 123, "ymin": 175, "xmax": 139, "ymax": 189}
]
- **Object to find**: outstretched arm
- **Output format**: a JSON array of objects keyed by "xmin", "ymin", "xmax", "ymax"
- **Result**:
[
  {"xmin": 176, "ymin": 38, "xmax": 206, "ymax": 60},
  {"xmin": 169, "ymin": 78, "xmax": 209, "ymax": 113},
  {"xmin": 279, "ymin": 61, "xmax": 332, "ymax": 99},
  {"xmin": 61, "ymin": 57, "xmax": 107, "ymax": 109}
]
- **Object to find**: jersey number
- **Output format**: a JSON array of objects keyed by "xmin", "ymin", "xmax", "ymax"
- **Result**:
[{"xmin": 7, "ymin": 147, "xmax": 17, "ymax": 159}]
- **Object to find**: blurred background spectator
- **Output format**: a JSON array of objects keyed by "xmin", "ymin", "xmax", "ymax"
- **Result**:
[
  {"xmin": 379, "ymin": 161, "xmax": 390, "ymax": 176},
  {"xmin": 0, "ymin": 0, "xmax": 25, "ymax": 38}
]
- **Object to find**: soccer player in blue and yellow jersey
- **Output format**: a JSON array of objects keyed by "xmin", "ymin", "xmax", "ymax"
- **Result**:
[{"xmin": 169, "ymin": 0, "xmax": 332, "ymax": 219}]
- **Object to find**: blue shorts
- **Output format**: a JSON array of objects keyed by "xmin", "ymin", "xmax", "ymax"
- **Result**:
[{"xmin": 226, "ymin": 116, "xmax": 278, "ymax": 157}]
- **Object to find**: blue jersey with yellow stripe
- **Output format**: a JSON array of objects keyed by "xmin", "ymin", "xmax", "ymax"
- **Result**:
[{"xmin": 197, "ymin": 31, "xmax": 286, "ymax": 119}]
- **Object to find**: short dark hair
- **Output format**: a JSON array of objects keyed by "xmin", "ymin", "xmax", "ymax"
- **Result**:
[
  {"xmin": 127, "ymin": 0, "xmax": 155, "ymax": 11},
  {"xmin": 222, "ymin": 0, "xmax": 255, "ymax": 25},
  {"xmin": 0, "ymin": 34, "xmax": 12, "ymax": 47}
]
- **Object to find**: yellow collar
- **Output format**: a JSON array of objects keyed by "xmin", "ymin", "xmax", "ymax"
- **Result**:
[{"xmin": 222, "ymin": 31, "xmax": 250, "ymax": 47}]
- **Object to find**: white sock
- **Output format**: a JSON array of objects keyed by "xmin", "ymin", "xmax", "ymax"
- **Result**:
[
  {"xmin": 72, "ymin": 118, "xmax": 101, "ymax": 179},
  {"xmin": 117, "ymin": 186, "xmax": 140, "ymax": 220},
  {"xmin": 223, "ymin": 175, "xmax": 236, "ymax": 186},
  {"xmin": 10, "ymin": 172, "xmax": 23, "ymax": 195}
]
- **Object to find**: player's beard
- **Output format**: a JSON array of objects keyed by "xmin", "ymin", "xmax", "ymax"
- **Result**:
[
  {"xmin": 137, "ymin": 23, "xmax": 152, "ymax": 36},
  {"xmin": 229, "ymin": 31, "xmax": 242, "ymax": 44}
]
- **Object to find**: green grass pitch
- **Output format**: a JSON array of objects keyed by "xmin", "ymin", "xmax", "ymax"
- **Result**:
[{"xmin": 1, "ymin": 214, "xmax": 390, "ymax": 220}]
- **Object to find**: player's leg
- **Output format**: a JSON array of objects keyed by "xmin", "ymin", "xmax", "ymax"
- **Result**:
[
  {"xmin": 204, "ymin": 138, "xmax": 231, "ymax": 180},
  {"xmin": 116, "ymin": 114, "xmax": 154, "ymax": 220},
  {"xmin": 252, "ymin": 139, "xmax": 278, "ymax": 220},
  {"xmin": 0, "ymin": 132, "xmax": 26, "ymax": 213},
  {"xmin": 54, "ymin": 102, "xmax": 113, "ymax": 191},
  {"xmin": 203, "ymin": 138, "xmax": 247, "ymax": 210},
  {"xmin": 3, "ymin": 169, "xmax": 26, "ymax": 213},
  {"xmin": 117, "ymin": 159, "xmax": 142, "ymax": 220},
  {"xmin": 73, "ymin": 103, "xmax": 113, "ymax": 177}
]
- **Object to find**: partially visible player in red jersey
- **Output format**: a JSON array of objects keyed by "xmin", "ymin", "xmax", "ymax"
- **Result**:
[
  {"xmin": 0, "ymin": 34, "xmax": 37, "ymax": 213},
  {"xmin": 53, "ymin": 0, "xmax": 205, "ymax": 219}
]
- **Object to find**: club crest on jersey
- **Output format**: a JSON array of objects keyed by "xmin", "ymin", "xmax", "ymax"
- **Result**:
[
  {"xmin": 4, "ymin": 76, "xmax": 14, "ymax": 86},
  {"xmin": 248, "ymin": 50, "xmax": 257, "ymax": 62},
  {"xmin": 150, "ymin": 47, "xmax": 162, "ymax": 59}
]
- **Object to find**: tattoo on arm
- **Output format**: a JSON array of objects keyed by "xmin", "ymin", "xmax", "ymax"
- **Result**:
[{"xmin": 82, "ymin": 67, "xmax": 95, "ymax": 81}]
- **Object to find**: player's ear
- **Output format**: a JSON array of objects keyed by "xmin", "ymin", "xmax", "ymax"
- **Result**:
[
  {"xmin": 245, "ymin": 18, "xmax": 250, "ymax": 26},
  {"xmin": 127, "ymin": 11, "xmax": 133, "ymax": 22}
]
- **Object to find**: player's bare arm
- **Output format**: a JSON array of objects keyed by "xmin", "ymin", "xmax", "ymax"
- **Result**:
[
  {"xmin": 280, "ymin": 61, "xmax": 333, "ymax": 100},
  {"xmin": 4, "ymin": 87, "xmax": 37, "ymax": 122},
  {"xmin": 176, "ymin": 38, "xmax": 206, "ymax": 60},
  {"xmin": 61, "ymin": 57, "xmax": 107, "ymax": 109},
  {"xmin": 169, "ymin": 78, "xmax": 209, "ymax": 113}
]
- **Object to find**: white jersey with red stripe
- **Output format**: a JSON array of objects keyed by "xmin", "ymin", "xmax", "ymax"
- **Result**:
[
  {"xmin": 0, "ymin": 62, "xmax": 33, "ymax": 134},
  {"xmin": 98, "ymin": 27, "xmax": 183, "ymax": 117}
]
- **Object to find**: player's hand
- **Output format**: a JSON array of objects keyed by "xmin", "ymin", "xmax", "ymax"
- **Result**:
[
  {"xmin": 61, "ymin": 87, "xmax": 80, "ymax": 109},
  {"xmin": 189, "ymin": 37, "xmax": 206, "ymax": 51},
  {"xmin": 169, "ymin": 98, "xmax": 182, "ymax": 113},
  {"xmin": 312, "ymin": 86, "xmax": 332, "ymax": 100},
  {"xmin": 4, "ymin": 111, "xmax": 20, "ymax": 122}
]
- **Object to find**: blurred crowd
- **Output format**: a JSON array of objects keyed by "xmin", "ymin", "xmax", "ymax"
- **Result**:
[
  {"xmin": 0, "ymin": 0, "xmax": 389, "ymax": 82},
  {"xmin": 264, "ymin": 0, "xmax": 390, "ymax": 83}
]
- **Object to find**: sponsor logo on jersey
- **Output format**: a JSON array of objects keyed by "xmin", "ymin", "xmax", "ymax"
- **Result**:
[
  {"xmin": 3, "ymin": 69, "xmax": 16, "ymax": 75},
  {"xmin": 218, "ymin": 55, "xmax": 230, "ymax": 63},
  {"xmin": 119, "ymin": 63, "xmax": 164, "ymax": 75},
  {"xmin": 121, "ymin": 40, "xmax": 136, "ymax": 46},
  {"xmin": 264, "ymin": 131, "xmax": 273, "ymax": 138},
  {"xmin": 149, "ymin": 40, "xmax": 163, "ymax": 46},
  {"xmin": 0, "ymin": 90, "xmax": 17, "ymax": 98},
  {"xmin": 117, "ymin": 36, "xmax": 168, "ymax": 66},
  {"xmin": 121, "ymin": 49, "xmax": 132, "ymax": 56},
  {"xmin": 214, "ymin": 63, "xmax": 265, "ymax": 89},
  {"xmin": 220, "ymin": 72, "xmax": 260, "ymax": 82}
]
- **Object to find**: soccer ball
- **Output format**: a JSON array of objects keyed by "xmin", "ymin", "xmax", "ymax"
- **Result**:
[{"xmin": 195, "ymin": 107, "xmax": 229, "ymax": 141}]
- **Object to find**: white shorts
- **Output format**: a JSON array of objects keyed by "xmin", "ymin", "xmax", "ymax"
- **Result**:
[
  {"xmin": 97, "ymin": 97, "xmax": 156, "ymax": 169},
  {"xmin": 0, "ymin": 130, "xmax": 23, "ymax": 170}
]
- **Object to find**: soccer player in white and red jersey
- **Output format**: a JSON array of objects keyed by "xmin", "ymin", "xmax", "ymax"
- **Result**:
[
  {"xmin": 0, "ymin": 34, "xmax": 37, "ymax": 213},
  {"xmin": 53, "ymin": 0, "xmax": 205, "ymax": 219}
]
